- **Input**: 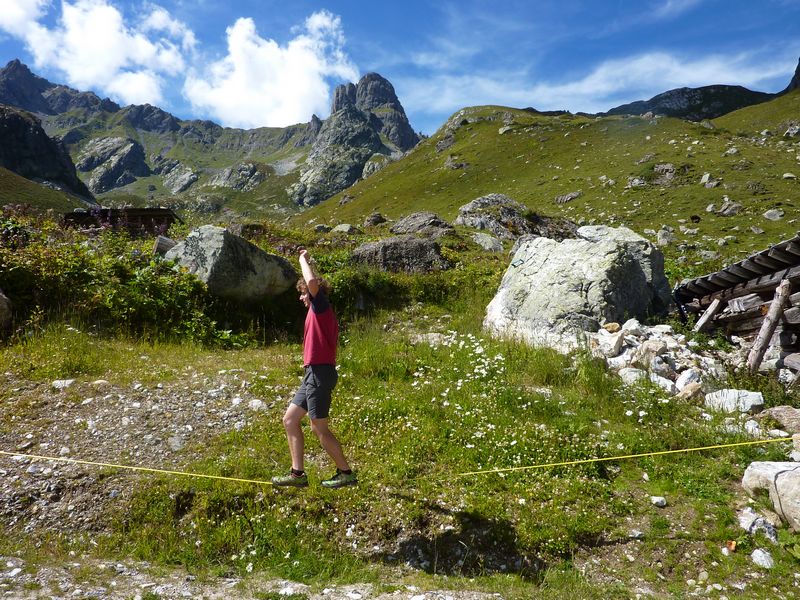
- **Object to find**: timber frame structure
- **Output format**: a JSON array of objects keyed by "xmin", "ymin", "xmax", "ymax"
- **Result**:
[{"xmin": 673, "ymin": 232, "xmax": 800, "ymax": 377}]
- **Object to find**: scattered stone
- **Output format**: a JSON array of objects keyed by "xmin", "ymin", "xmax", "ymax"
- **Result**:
[
  {"xmin": 52, "ymin": 379, "xmax": 76, "ymax": 390},
  {"xmin": 783, "ymin": 173, "xmax": 797, "ymax": 180},
  {"xmin": 314, "ymin": 224, "xmax": 332, "ymax": 233},
  {"xmin": 676, "ymin": 382, "xmax": 703, "ymax": 400},
  {"xmin": 554, "ymin": 191, "xmax": 582, "ymax": 205},
  {"xmin": 705, "ymin": 389, "xmax": 764, "ymax": 414},
  {"xmin": 763, "ymin": 209, "xmax": 785, "ymax": 221},
  {"xmin": 472, "ymin": 233, "xmax": 503, "ymax": 252},
  {"xmin": 331, "ymin": 224, "xmax": 362, "ymax": 235},
  {"xmin": 363, "ymin": 212, "xmax": 387, "ymax": 228},
  {"xmin": 717, "ymin": 198, "xmax": 743, "ymax": 216},
  {"xmin": 390, "ymin": 212, "xmax": 453, "ymax": 237},
  {"xmin": 751, "ymin": 549, "xmax": 774, "ymax": 569},
  {"xmin": 651, "ymin": 496, "xmax": 667, "ymax": 508},
  {"xmin": 738, "ymin": 506, "xmax": 779, "ymax": 543}
]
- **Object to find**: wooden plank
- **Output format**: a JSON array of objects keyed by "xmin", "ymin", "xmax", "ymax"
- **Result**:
[
  {"xmin": 741, "ymin": 259, "xmax": 770, "ymax": 276},
  {"xmin": 767, "ymin": 247, "xmax": 798, "ymax": 264},
  {"xmin": 718, "ymin": 291, "xmax": 800, "ymax": 320},
  {"xmin": 727, "ymin": 293, "xmax": 765, "ymax": 313},
  {"xmin": 707, "ymin": 274, "xmax": 733, "ymax": 288},
  {"xmin": 751, "ymin": 254, "xmax": 788, "ymax": 271},
  {"xmin": 786, "ymin": 241, "xmax": 800, "ymax": 256},
  {"xmin": 727, "ymin": 264, "xmax": 762, "ymax": 279},
  {"xmin": 693, "ymin": 298, "xmax": 722, "ymax": 333},
  {"xmin": 705, "ymin": 265, "xmax": 800, "ymax": 304},
  {"xmin": 747, "ymin": 280, "xmax": 792, "ymax": 373}
]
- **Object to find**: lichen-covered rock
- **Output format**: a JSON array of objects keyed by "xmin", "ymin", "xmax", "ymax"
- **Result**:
[
  {"xmin": 484, "ymin": 228, "xmax": 670, "ymax": 352},
  {"xmin": 473, "ymin": 233, "xmax": 503, "ymax": 252},
  {"xmin": 743, "ymin": 462, "xmax": 800, "ymax": 530},
  {"xmin": 455, "ymin": 193, "xmax": 532, "ymax": 240},
  {"xmin": 352, "ymin": 235, "xmax": 451, "ymax": 273},
  {"xmin": 164, "ymin": 226, "xmax": 297, "ymax": 303},
  {"xmin": 390, "ymin": 212, "xmax": 453, "ymax": 236}
]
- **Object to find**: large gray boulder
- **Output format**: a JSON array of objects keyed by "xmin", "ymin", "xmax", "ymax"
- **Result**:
[
  {"xmin": 454, "ymin": 193, "xmax": 532, "ymax": 240},
  {"xmin": 484, "ymin": 228, "xmax": 670, "ymax": 352},
  {"xmin": 165, "ymin": 226, "xmax": 297, "ymax": 303},
  {"xmin": 352, "ymin": 235, "xmax": 451, "ymax": 273},
  {"xmin": 576, "ymin": 225, "xmax": 672, "ymax": 313},
  {"xmin": 209, "ymin": 163, "xmax": 266, "ymax": 192},
  {"xmin": 390, "ymin": 211, "xmax": 453, "ymax": 236},
  {"xmin": 743, "ymin": 462, "xmax": 800, "ymax": 531}
]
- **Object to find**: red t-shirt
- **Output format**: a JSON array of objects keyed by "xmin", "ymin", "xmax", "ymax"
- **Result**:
[{"xmin": 303, "ymin": 290, "xmax": 338, "ymax": 366}]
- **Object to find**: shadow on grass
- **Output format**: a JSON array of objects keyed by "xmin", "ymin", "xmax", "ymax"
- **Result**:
[{"xmin": 378, "ymin": 492, "xmax": 545, "ymax": 580}]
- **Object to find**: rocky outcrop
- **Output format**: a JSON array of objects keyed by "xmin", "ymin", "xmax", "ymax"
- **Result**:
[
  {"xmin": 390, "ymin": 212, "xmax": 453, "ymax": 236},
  {"xmin": 289, "ymin": 105, "xmax": 384, "ymax": 206},
  {"xmin": 77, "ymin": 137, "xmax": 150, "ymax": 194},
  {"xmin": 164, "ymin": 226, "xmax": 297, "ymax": 304},
  {"xmin": 484, "ymin": 227, "xmax": 669, "ymax": 352},
  {"xmin": 290, "ymin": 72, "xmax": 420, "ymax": 206},
  {"xmin": 352, "ymin": 235, "xmax": 451, "ymax": 273},
  {"xmin": 0, "ymin": 105, "xmax": 93, "ymax": 199},
  {"xmin": 455, "ymin": 194, "xmax": 534, "ymax": 240},
  {"xmin": 209, "ymin": 163, "xmax": 266, "ymax": 192},
  {"xmin": 605, "ymin": 85, "xmax": 772, "ymax": 121},
  {"xmin": 781, "ymin": 57, "xmax": 800, "ymax": 95},
  {"xmin": 332, "ymin": 73, "xmax": 419, "ymax": 152},
  {"xmin": 163, "ymin": 164, "xmax": 198, "ymax": 194}
]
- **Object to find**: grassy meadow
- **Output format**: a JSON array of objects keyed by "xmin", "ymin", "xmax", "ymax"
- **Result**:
[{"xmin": 1, "ymin": 207, "xmax": 799, "ymax": 598}]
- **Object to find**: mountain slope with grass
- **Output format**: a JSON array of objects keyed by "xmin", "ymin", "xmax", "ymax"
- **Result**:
[{"xmin": 301, "ymin": 91, "xmax": 800, "ymax": 279}]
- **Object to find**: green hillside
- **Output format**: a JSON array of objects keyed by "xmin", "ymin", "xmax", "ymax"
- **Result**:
[
  {"xmin": 0, "ymin": 167, "xmax": 90, "ymax": 212},
  {"xmin": 301, "ymin": 93, "xmax": 800, "ymax": 272}
]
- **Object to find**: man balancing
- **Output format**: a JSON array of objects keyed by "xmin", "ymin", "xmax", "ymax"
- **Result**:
[{"xmin": 272, "ymin": 249, "xmax": 357, "ymax": 489}]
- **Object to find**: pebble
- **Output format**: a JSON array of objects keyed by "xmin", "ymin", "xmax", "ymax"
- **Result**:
[
  {"xmin": 751, "ymin": 548, "xmax": 774, "ymax": 569},
  {"xmin": 651, "ymin": 496, "xmax": 667, "ymax": 508}
]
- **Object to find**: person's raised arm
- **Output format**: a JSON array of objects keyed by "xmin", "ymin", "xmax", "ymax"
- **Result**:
[{"xmin": 299, "ymin": 249, "xmax": 320, "ymax": 297}]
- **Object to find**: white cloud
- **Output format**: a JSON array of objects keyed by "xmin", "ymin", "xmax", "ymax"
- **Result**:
[
  {"xmin": 183, "ymin": 10, "xmax": 358, "ymax": 128},
  {"xmin": 399, "ymin": 51, "xmax": 795, "ymax": 129},
  {"xmin": 652, "ymin": 0, "xmax": 703, "ymax": 19},
  {"xmin": 0, "ymin": 0, "xmax": 194, "ymax": 106}
]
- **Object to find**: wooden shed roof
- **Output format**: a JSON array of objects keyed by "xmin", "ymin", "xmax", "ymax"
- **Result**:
[{"xmin": 674, "ymin": 232, "xmax": 800, "ymax": 305}]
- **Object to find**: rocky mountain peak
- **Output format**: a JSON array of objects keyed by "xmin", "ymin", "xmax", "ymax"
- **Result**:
[
  {"xmin": 0, "ymin": 59, "xmax": 53, "ymax": 114},
  {"xmin": 0, "ymin": 104, "xmax": 93, "ymax": 200},
  {"xmin": 355, "ymin": 72, "xmax": 401, "ymax": 111},
  {"xmin": 331, "ymin": 82, "xmax": 357, "ymax": 113},
  {"xmin": 782, "ymin": 57, "xmax": 800, "ymax": 94}
]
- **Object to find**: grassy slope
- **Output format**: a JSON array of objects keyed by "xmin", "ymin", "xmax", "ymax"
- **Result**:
[
  {"xmin": 0, "ymin": 167, "xmax": 89, "ymax": 211},
  {"xmin": 301, "ymin": 94, "xmax": 800, "ymax": 278}
]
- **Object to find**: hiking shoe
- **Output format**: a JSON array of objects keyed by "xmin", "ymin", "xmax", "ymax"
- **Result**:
[
  {"xmin": 321, "ymin": 469, "xmax": 357, "ymax": 489},
  {"xmin": 271, "ymin": 472, "xmax": 308, "ymax": 488}
]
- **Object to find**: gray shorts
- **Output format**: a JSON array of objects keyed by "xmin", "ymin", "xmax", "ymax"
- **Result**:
[{"xmin": 291, "ymin": 364, "xmax": 338, "ymax": 419}]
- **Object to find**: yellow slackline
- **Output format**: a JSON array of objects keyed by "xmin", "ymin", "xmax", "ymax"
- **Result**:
[
  {"xmin": 454, "ymin": 436, "xmax": 795, "ymax": 477},
  {"xmin": 0, "ymin": 436, "xmax": 794, "ymax": 485},
  {"xmin": 0, "ymin": 450, "xmax": 273, "ymax": 486}
]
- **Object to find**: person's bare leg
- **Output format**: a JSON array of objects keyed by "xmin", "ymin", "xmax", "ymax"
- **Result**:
[
  {"xmin": 283, "ymin": 404, "xmax": 307, "ymax": 471},
  {"xmin": 310, "ymin": 418, "xmax": 350, "ymax": 471}
]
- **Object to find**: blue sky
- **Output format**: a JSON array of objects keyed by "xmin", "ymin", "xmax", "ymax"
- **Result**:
[{"xmin": 1, "ymin": 0, "xmax": 799, "ymax": 134}]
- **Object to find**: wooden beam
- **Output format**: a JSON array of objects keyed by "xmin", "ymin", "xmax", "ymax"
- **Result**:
[
  {"xmin": 705, "ymin": 265, "xmax": 800, "ymax": 305},
  {"xmin": 716, "ymin": 291, "xmax": 800, "ymax": 324},
  {"xmin": 751, "ymin": 254, "xmax": 788, "ymax": 271},
  {"xmin": 694, "ymin": 298, "xmax": 722, "ymax": 333},
  {"xmin": 767, "ymin": 247, "xmax": 798, "ymax": 264},
  {"xmin": 747, "ymin": 280, "xmax": 792, "ymax": 373}
]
